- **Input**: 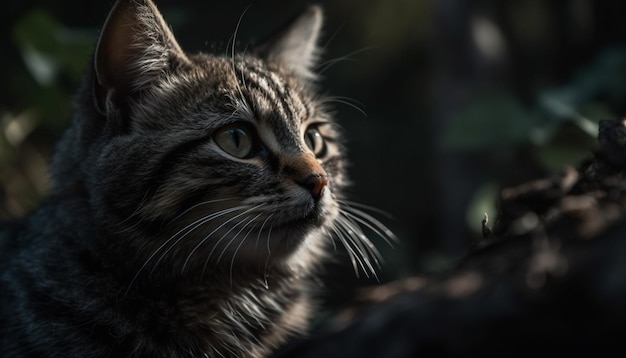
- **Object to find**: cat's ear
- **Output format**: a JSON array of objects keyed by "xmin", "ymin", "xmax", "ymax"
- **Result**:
[
  {"xmin": 255, "ymin": 6, "xmax": 323, "ymax": 79},
  {"xmin": 94, "ymin": 0, "xmax": 188, "ymax": 113}
]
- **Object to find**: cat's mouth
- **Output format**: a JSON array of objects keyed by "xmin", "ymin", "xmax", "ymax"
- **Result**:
[
  {"xmin": 268, "ymin": 199, "xmax": 333, "ymax": 237},
  {"xmin": 274, "ymin": 205, "xmax": 321, "ymax": 231}
]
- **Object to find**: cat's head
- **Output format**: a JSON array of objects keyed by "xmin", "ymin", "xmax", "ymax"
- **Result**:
[{"xmin": 52, "ymin": 0, "xmax": 354, "ymax": 278}]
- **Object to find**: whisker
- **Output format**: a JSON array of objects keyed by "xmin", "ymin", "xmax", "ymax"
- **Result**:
[
  {"xmin": 330, "ymin": 227, "xmax": 338, "ymax": 251},
  {"xmin": 125, "ymin": 205, "xmax": 248, "ymax": 293},
  {"xmin": 316, "ymin": 47, "xmax": 374, "ymax": 74},
  {"xmin": 338, "ymin": 199, "xmax": 395, "ymax": 220},
  {"xmin": 324, "ymin": 96, "xmax": 367, "ymax": 116},
  {"xmin": 183, "ymin": 203, "xmax": 263, "ymax": 273},
  {"xmin": 335, "ymin": 217, "xmax": 380, "ymax": 278},
  {"xmin": 321, "ymin": 23, "xmax": 344, "ymax": 52},
  {"xmin": 340, "ymin": 208, "xmax": 396, "ymax": 249},
  {"xmin": 230, "ymin": 6, "xmax": 251, "ymax": 112},
  {"xmin": 336, "ymin": 215, "xmax": 383, "ymax": 267},
  {"xmin": 262, "ymin": 221, "xmax": 275, "ymax": 289},
  {"xmin": 261, "ymin": 254, "xmax": 271, "ymax": 289},
  {"xmin": 255, "ymin": 214, "xmax": 274, "ymax": 249},
  {"xmin": 266, "ymin": 220, "xmax": 274, "ymax": 256},
  {"xmin": 216, "ymin": 212, "xmax": 262, "ymax": 264},
  {"xmin": 330, "ymin": 223, "xmax": 371, "ymax": 278},
  {"xmin": 229, "ymin": 214, "xmax": 263, "ymax": 286},
  {"xmin": 115, "ymin": 189, "xmax": 152, "ymax": 233},
  {"xmin": 329, "ymin": 224, "xmax": 358, "ymax": 276},
  {"xmin": 227, "ymin": 6, "xmax": 251, "ymax": 61},
  {"xmin": 151, "ymin": 205, "xmax": 248, "ymax": 274},
  {"xmin": 166, "ymin": 198, "xmax": 235, "ymax": 228},
  {"xmin": 339, "ymin": 204, "xmax": 398, "ymax": 246},
  {"xmin": 317, "ymin": 57, "xmax": 358, "ymax": 75},
  {"xmin": 328, "ymin": 197, "xmax": 402, "ymax": 280}
]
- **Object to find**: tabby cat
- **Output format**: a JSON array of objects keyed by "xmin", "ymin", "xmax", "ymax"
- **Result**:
[{"xmin": 0, "ymin": 0, "xmax": 390, "ymax": 357}]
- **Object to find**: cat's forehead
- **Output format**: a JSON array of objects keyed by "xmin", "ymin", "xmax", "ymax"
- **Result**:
[{"xmin": 192, "ymin": 55, "xmax": 315, "ymax": 125}]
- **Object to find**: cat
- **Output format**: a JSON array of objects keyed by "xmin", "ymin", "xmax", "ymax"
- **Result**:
[{"xmin": 0, "ymin": 0, "xmax": 392, "ymax": 357}]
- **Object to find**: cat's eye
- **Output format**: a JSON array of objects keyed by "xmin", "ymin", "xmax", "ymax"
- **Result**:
[
  {"xmin": 304, "ymin": 127, "xmax": 326, "ymax": 157},
  {"xmin": 214, "ymin": 126, "xmax": 254, "ymax": 159}
]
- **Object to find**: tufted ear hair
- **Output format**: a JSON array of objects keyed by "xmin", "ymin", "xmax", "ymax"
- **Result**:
[
  {"xmin": 93, "ymin": 0, "xmax": 189, "ymax": 114},
  {"xmin": 254, "ymin": 5, "xmax": 323, "ymax": 80}
]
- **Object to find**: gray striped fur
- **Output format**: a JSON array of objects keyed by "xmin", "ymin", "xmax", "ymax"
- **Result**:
[{"xmin": 0, "ymin": 1, "xmax": 392, "ymax": 357}]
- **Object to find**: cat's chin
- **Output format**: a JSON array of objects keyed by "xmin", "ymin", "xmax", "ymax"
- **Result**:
[
  {"xmin": 273, "ymin": 204, "xmax": 335, "ymax": 242},
  {"xmin": 277, "ymin": 194, "xmax": 337, "ymax": 233},
  {"xmin": 235, "ymin": 200, "xmax": 336, "ymax": 263}
]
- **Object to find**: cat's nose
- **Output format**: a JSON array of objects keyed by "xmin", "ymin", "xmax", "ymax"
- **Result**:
[
  {"xmin": 284, "ymin": 154, "xmax": 329, "ymax": 201},
  {"xmin": 299, "ymin": 173, "xmax": 328, "ymax": 201}
]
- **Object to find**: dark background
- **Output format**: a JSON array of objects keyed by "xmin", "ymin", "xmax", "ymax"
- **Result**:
[{"xmin": 3, "ymin": 0, "xmax": 626, "ymax": 305}]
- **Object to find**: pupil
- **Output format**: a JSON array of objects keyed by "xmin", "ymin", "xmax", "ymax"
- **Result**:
[
  {"xmin": 231, "ymin": 129, "xmax": 241, "ymax": 148},
  {"xmin": 307, "ymin": 131, "xmax": 317, "ymax": 151}
]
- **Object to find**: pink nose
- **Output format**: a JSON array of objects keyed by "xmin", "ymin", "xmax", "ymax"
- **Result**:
[
  {"xmin": 282, "ymin": 153, "xmax": 329, "ymax": 201},
  {"xmin": 299, "ymin": 173, "xmax": 329, "ymax": 201}
]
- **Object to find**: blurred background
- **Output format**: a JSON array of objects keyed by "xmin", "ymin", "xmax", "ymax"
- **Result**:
[{"xmin": 2, "ymin": 0, "xmax": 626, "ymax": 308}]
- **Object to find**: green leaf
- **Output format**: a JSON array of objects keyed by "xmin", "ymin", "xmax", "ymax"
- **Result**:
[
  {"xmin": 13, "ymin": 8, "xmax": 95, "ymax": 86},
  {"xmin": 442, "ymin": 91, "xmax": 542, "ymax": 150}
]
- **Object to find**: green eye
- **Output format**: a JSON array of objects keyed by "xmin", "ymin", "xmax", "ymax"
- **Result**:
[
  {"xmin": 304, "ymin": 127, "xmax": 326, "ymax": 157},
  {"xmin": 215, "ymin": 126, "xmax": 253, "ymax": 159}
]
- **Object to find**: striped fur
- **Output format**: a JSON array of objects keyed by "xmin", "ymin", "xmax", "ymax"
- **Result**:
[{"xmin": 0, "ymin": 1, "xmax": 393, "ymax": 357}]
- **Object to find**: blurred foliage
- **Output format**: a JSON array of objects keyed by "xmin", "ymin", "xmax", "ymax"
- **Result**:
[
  {"xmin": 444, "ymin": 48, "xmax": 626, "ymax": 160},
  {"xmin": 14, "ymin": 10, "xmax": 89, "ymax": 82},
  {"xmin": 1, "ymin": 6, "xmax": 94, "ymax": 219},
  {"xmin": 447, "ymin": 48, "xmax": 626, "ymax": 236},
  {"xmin": 11, "ymin": 8, "xmax": 95, "ymax": 128},
  {"xmin": 443, "ymin": 91, "xmax": 544, "ymax": 151}
]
